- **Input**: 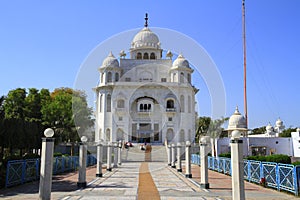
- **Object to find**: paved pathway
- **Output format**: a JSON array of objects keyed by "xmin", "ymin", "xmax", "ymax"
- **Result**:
[{"xmin": 0, "ymin": 146, "xmax": 299, "ymax": 199}]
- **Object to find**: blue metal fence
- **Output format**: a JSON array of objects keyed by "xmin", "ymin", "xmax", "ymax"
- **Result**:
[
  {"xmin": 6, "ymin": 155, "xmax": 97, "ymax": 188},
  {"xmin": 191, "ymin": 154, "xmax": 299, "ymax": 195}
]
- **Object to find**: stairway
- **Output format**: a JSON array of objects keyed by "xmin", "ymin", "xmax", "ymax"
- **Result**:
[{"xmin": 121, "ymin": 144, "xmax": 168, "ymax": 163}]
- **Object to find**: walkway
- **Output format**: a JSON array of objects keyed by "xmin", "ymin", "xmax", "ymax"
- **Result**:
[{"xmin": 0, "ymin": 145, "xmax": 298, "ymax": 199}]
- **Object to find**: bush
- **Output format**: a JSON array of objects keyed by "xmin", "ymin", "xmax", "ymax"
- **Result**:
[
  {"xmin": 218, "ymin": 152, "xmax": 231, "ymax": 158},
  {"xmin": 53, "ymin": 152, "xmax": 63, "ymax": 157},
  {"xmin": 246, "ymin": 154, "xmax": 291, "ymax": 164},
  {"xmin": 22, "ymin": 153, "xmax": 40, "ymax": 159},
  {"xmin": 292, "ymin": 161, "xmax": 300, "ymax": 166}
]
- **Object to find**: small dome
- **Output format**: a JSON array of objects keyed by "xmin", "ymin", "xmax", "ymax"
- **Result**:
[
  {"xmin": 227, "ymin": 107, "xmax": 247, "ymax": 130},
  {"xmin": 266, "ymin": 123, "xmax": 273, "ymax": 132},
  {"xmin": 275, "ymin": 118, "xmax": 283, "ymax": 127},
  {"xmin": 172, "ymin": 54, "xmax": 190, "ymax": 68},
  {"xmin": 131, "ymin": 27, "xmax": 160, "ymax": 49},
  {"xmin": 101, "ymin": 52, "xmax": 119, "ymax": 68}
]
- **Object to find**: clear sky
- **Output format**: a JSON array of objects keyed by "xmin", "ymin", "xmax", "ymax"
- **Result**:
[{"xmin": 0, "ymin": 0, "xmax": 299, "ymax": 129}]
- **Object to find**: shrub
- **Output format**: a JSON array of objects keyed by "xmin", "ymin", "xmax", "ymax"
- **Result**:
[
  {"xmin": 292, "ymin": 161, "xmax": 300, "ymax": 166},
  {"xmin": 266, "ymin": 154, "xmax": 291, "ymax": 164},
  {"xmin": 218, "ymin": 152, "xmax": 231, "ymax": 158},
  {"xmin": 53, "ymin": 152, "xmax": 63, "ymax": 157}
]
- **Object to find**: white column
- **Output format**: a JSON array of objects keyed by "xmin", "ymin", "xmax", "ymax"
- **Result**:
[
  {"xmin": 107, "ymin": 142, "xmax": 112, "ymax": 171},
  {"xmin": 200, "ymin": 136, "xmax": 210, "ymax": 189},
  {"xmin": 167, "ymin": 144, "xmax": 171, "ymax": 166},
  {"xmin": 185, "ymin": 141, "xmax": 192, "ymax": 178},
  {"xmin": 177, "ymin": 142, "xmax": 182, "ymax": 172},
  {"xmin": 77, "ymin": 140, "xmax": 87, "ymax": 188},
  {"xmin": 118, "ymin": 141, "xmax": 122, "ymax": 165},
  {"xmin": 113, "ymin": 143, "xmax": 118, "ymax": 168},
  {"xmin": 39, "ymin": 136, "xmax": 54, "ymax": 200},
  {"xmin": 171, "ymin": 143, "xmax": 176, "ymax": 168},
  {"xmin": 231, "ymin": 137, "xmax": 245, "ymax": 200},
  {"xmin": 96, "ymin": 144, "xmax": 103, "ymax": 177}
]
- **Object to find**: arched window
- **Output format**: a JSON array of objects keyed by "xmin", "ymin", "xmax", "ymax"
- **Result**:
[
  {"xmin": 99, "ymin": 94, "xmax": 103, "ymax": 112},
  {"xmin": 173, "ymin": 73, "xmax": 177, "ymax": 82},
  {"xmin": 187, "ymin": 73, "xmax": 191, "ymax": 84},
  {"xmin": 188, "ymin": 96, "xmax": 191, "ymax": 113},
  {"xmin": 139, "ymin": 104, "xmax": 143, "ymax": 111},
  {"xmin": 166, "ymin": 99, "xmax": 174, "ymax": 109},
  {"xmin": 117, "ymin": 99, "xmax": 125, "ymax": 108},
  {"xmin": 180, "ymin": 130, "xmax": 185, "ymax": 142},
  {"xmin": 137, "ymin": 52, "xmax": 142, "ymax": 59},
  {"xmin": 143, "ymin": 52, "xmax": 149, "ymax": 59},
  {"xmin": 107, "ymin": 72, "xmax": 112, "ymax": 83},
  {"xmin": 117, "ymin": 129, "xmax": 124, "ymax": 141},
  {"xmin": 106, "ymin": 129, "xmax": 111, "ymax": 142},
  {"xmin": 107, "ymin": 94, "xmax": 111, "ymax": 112},
  {"xmin": 167, "ymin": 129, "xmax": 174, "ymax": 143},
  {"xmin": 180, "ymin": 72, "xmax": 184, "ymax": 83},
  {"xmin": 115, "ymin": 73, "xmax": 119, "ymax": 82},
  {"xmin": 150, "ymin": 52, "xmax": 155, "ymax": 59},
  {"xmin": 101, "ymin": 73, "xmax": 104, "ymax": 83},
  {"xmin": 180, "ymin": 95, "xmax": 185, "ymax": 112}
]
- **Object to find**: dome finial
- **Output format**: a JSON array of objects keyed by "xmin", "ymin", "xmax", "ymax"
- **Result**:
[{"xmin": 144, "ymin": 13, "xmax": 148, "ymax": 27}]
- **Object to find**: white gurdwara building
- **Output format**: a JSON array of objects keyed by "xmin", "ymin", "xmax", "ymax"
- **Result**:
[{"xmin": 95, "ymin": 22, "xmax": 198, "ymax": 144}]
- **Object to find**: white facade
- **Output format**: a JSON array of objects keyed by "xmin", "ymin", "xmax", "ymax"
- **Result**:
[{"xmin": 94, "ymin": 26, "xmax": 197, "ymax": 144}]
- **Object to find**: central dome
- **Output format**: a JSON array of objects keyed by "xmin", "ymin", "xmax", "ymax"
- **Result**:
[{"xmin": 131, "ymin": 27, "xmax": 160, "ymax": 49}]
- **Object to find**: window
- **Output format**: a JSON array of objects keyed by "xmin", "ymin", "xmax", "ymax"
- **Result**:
[
  {"xmin": 180, "ymin": 130, "xmax": 185, "ymax": 142},
  {"xmin": 137, "ymin": 52, "xmax": 142, "ymax": 59},
  {"xmin": 139, "ymin": 103, "xmax": 152, "ymax": 112},
  {"xmin": 125, "ymin": 77, "xmax": 131, "ymax": 82},
  {"xmin": 107, "ymin": 72, "xmax": 112, "ymax": 83},
  {"xmin": 180, "ymin": 95, "xmax": 185, "ymax": 112},
  {"xmin": 101, "ymin": 73, "xmax": 104, "ymax": 83},
  {"xmin": 180, "ymin": 72, "xmax": 184, "ymax": 83},
  {"xmin": 99, "ymin": 94, "xmax": 103, "ymax": 112},
  {"xmin": 143, "ymin": 52, "xmax": 149, "ymax": 59},
  {"xmin": 106, "ymin": 129, "xmax": 111, "ymax": 142},
  {"xmin": 107, "ymin": 94, "xmax": 111, "ymax": 112},
  {"xmin": 115, "ymin": 73, "xmax": 119, "ymax": 82},
  {"xmin": 119, "ymin": 116, "xmax": 123, "ymax": 121},
  {"xmin": 166, "ymin": 99, "xmax": 175, "ymax": 112},
  {"xmin": 161, "ymin": 78, "xmax": 167, "ymax": 82},
  {"xmin": 117, "ymin": 99, "xmax": 125, "ymax": 108},
  {"xmin": 187, "ymin": 73, "xmax": 191, "ymax": 84},
  {"xmin": 173, "ymin": 73, "xmax": 176, "ymax": 82},
  {"xmin": 150, "ymin": 52, "xmax": 155, "ymax": 59},
  {"xmin": 188, "ymin": 96, "xmax": 191, "ymax": 113},
  {"xmin": 168, "ymin": 117, "xmax": 172, "ymax": 121}
]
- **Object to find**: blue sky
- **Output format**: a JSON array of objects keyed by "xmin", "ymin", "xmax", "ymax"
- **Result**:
[{"xmin": 0, "ymin": 1, "xmax": 299, "ymax": 129}]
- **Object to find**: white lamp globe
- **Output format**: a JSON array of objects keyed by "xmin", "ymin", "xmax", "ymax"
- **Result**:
[
  {"xmin": 186, "ymin": 141, "xmax": 191, "ymax": 146},
  {"xmin": 231, "ymin": 130, "xmax": 241, "ymax": 139},
  {"xmin": 81, "ymin": 136, "xmax": 88, "ymax": 143},
  {"xmin": 44, "ymin": 128, "xmax": 54, "ymax": 138},
  {"xmin": 200, "ymin": 136, "xmax": 210, "ymax": 144}
]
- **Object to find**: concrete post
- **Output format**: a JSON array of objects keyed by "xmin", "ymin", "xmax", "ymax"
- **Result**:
[
  {"xmin": 231, "ymin": 135, "xmax": 245, "ymax": 200},
  {"xmin": 96, "ymin": 143, "xmax": 103, "ymax": 177},
  {"xmin": 185, "ymin": 141, "xmax": 192, "ymax": 178},
  {"xmin": 200, "ymin": 136, "xmax": 210, "ymax": 189},
  {"xmin": 118, "ymin": 141, "xmax": 122, "ymax": 165},
  {"xmin": 177, "ymin": 142, "xmax": 182, "ymax": 172},
  {"xmin": 167, "ymin": 144, "xmax": 171, "ymax": 166},
  {"xmin": 39, "ymin": 130, "xmax": 55, "ymax": 200},
  {"xmin": 113, "ymin": 143, "xmax": 118, "ymax": 168},
  {"xmin": 171, "ymin": 143, "xmax": 176, "ymax": 168},
  {"xmin": 107, "ymin": 142, "xmax": 112, "ymax": 171},
  {"xmin": 77, "ymin": 136, "xmax": 87, "ymax": 188}
]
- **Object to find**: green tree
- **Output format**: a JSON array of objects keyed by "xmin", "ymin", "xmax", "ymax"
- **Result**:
[
  {"xmin": 195, "ymin": 116, "xmax": 211, "ymax": 143},
  {"xmin": 42, "ymin": 88, "xmax": 94, "ymax": 155},
  {"xmin": 251, "ymin": 126, "xmax": 266, "ymax": 135},
  {"xmin": 280, "ymin": 128, "xmax": 296, "ymax": 137},
  {"xmin": 0, "ymin": 96, "xmax": 5, "ymax": 162}
]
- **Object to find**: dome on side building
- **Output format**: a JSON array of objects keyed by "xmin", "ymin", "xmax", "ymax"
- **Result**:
[{"xmin": 101, "ymin": 52, "xmax": 119, "ymax": 68}]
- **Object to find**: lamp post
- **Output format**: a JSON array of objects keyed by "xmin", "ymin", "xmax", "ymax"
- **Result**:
[
  {"xmin": 96, "ymin": 140, "xmax": 103, "ymax": 177},
  {"xmin": 107, "ymin": 142, "xmax": 112, "ymax": 171},
  {"xmin": 171, "ymin": 143, "xmax": 176, "ymax": 168},
  {"xmin": 230, "ymin": 130, "xmax": 245, "ymax": 200},
  {"xmin": 177, "ymin": 142, "xmax": 182, "ymax": 172},
  {"xmin": 199, "ymin": 136, "xmax": 210, "ymax": 189},
  {"xmin": 39, "ymin": 128, "xmax": 55, "ymax": 200},
  {"xmin": 113, "ymin": 142, "xmax": 118, "ymax": 168},
  {"xmin": 77, "ymin": 136, "xmax": 88, "ymax": 188},
  {"xmin": 118, "ymin": 140, "xmax": 122, "ymax": 165},
  {"xmin": 167, "ymin": 144, "xmax": 171, "ymax": 166},
  {"xmin": 185, "ymin": 141, "xmax": 192, "ymax": 178}
]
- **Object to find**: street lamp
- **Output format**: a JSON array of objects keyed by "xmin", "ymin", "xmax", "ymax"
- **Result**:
[{"xmin": 39, "ymin": 128, "xmax": 55, "ymax": 200}]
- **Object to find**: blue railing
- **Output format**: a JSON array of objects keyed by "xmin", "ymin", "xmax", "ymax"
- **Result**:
[
  {"xmin": 191, "ymin": 154, "xmax": 299, "ymax": 196},
  {"xmin": 5, "ymin": 155, "xmax": 97, "ymax": 188}
]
